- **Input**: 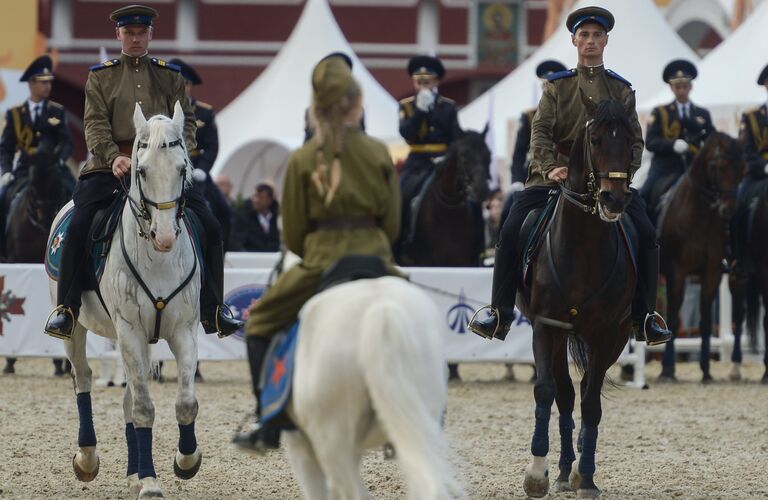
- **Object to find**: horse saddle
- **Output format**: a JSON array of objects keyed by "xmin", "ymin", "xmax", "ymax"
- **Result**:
[
  {"xmin": 520, "ymin": 192, "xmax": 559, "ymax": 288},
  {"xmin": 654, "ymin": 175, "xmax": 684, "ymax": 235},
  {"xmin": 258, "ymin": 254, "xmax": 392, "ymax": 431},
  {"xmin": 406, "ymin": 169, "xmax": 437, "ymax": 244}
]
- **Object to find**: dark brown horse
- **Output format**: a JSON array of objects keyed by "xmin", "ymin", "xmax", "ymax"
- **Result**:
[
  {"xmin": 406, "ymin": 128, "xmax": 490, "ymax": 266},
  {"xmin": 518, "ymin": 95, "xmax": 636, "ymax": 499},
  {"xmin": 658, "ymin": 132, "xmax": 744, "ymax": 382},
  {"xmin": 730, "ymin": 178, "xmax": 768, "ymax": 382}
]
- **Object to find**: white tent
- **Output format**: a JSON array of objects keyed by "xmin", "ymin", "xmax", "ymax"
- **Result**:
[
  {"xmin": 459, "ymin": 0, "xmax": 699, "ymax": 185},
  {"xmin": 211, "ymin": 0, "xmax": 401, "ymax": 200},
  {"xmin": 640, "ymin": 0, "xmax": 768, "ymax": 135}
]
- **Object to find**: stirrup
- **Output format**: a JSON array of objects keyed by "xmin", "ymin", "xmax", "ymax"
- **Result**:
[
  {"xmin": 216, "ymin": 304, "xmax": 240, "ymax": 338},
  {"xmin": 467, "ymin": 305, "xmax": 500, "ymax": 340},
  {"xmin": 44, "ymin": 305, "xmax": 75, "ymax": 341},
  {"xmin": 643, "ymin": 311, "xmax": 671, "ymax": 346}
]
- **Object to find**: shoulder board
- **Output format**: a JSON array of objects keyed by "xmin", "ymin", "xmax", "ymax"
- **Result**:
[
  {"xmin": 399, "ymin": 96, "xmax": 415, "ymax": 105},
  {"xmin": 47, "ymin": 100, "xmax": 64, "ymax": 109},
  {"xmin": 151, "ymin": 58, "xmax": 180, "ymax": 72},
  {"xmin": 605, "ymin": 69, "xmax": 632, "ymax": 87},
  {"xmin": 546, "ymin": 69, "xmax": 576, "ymax": 82},
  {"xmin": 437, "ymin": 96, "xmax": 455, "ymax": 104},
  {"xmin": 89, "ymin": 59, "xmax": 120, "ymax": 71},
  {"xmin": 195, "ymin": 100, "xmax": 213, "ymax": 110}
]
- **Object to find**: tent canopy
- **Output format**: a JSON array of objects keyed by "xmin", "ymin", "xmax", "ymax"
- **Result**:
[
  {"xmin": 211, "ymin": 0, "xmax": 401, "ymax": 199},
  {"xmin": 459, "ymin": 0, "xmax": 699, "ymax": 176}
]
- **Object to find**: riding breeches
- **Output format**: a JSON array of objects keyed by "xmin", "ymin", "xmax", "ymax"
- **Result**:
[
  {"xmin": 624, "ymin": 190, "xmax": 658, "ymax": 250},
  {"xmin": 398, "ymin": 154, "xmax": 437, "ymax": 245},
  {"xmin": 183, "ymin": 185, "xmax": 223, "ymax": 248}
]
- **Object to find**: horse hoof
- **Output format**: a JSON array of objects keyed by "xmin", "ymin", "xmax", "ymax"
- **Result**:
[
  {"xmin": 578, "ymin": 487, "xmax": 602, "ymax": 498},
  {"xmin": 173, "ymin": 448, "xmax": 202, "ymax": 480},
  {"xmin": 127, "ymin": 473, "xmax": 141, "ymax": 497},
  {"xmin": 554, "ymin": 479, "xmax": 572, "ymax": 492},
  {"xmin": 523, "ymin": 460, "xmax": 549, "ymax": 498},
  {"xmin": 729, "ymin": 365, "xmax": 742, "ymax": 382},
  {"xmin": 702, "ymin": 373, "xmax": 714, "ymax": 384},
  {"xmin": 72, "ymin": 450, "xmax": 99, "ymax": 482},
  {"xmin": 569, "ymin": 469, "xmax": 581, "ymax": 492},
  {"xmin": 138, "ymin": 477, "xmax": 164, "ymax": 498},
  {"xmin": 656, "ymin": 374, "xmax": 677, "ymax": 383},
  {"xmin": 761, "ymin": 374, "xmax": 768, "ymax": 385}
]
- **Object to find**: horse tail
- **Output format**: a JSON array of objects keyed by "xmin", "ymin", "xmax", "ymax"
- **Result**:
[
  {"xmin": 568, "ymin": 335, "xmax": 590, "ymax": 375},
  {"xmin": 358, "ymin": 297, "xmax": 464, "ymax": 500}
]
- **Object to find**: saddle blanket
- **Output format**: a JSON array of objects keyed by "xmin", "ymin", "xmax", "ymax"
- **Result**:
[{"xmin": 260, "ymin": 322, "xmax": 299, "ymax": 426}]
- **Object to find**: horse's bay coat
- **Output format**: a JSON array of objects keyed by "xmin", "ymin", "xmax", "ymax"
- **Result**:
[
  {"xmin": 246, "ymin": 127, "xmax": 401, "ymax": 338},
  {"xmin": 528, "ymin": 65, "xmax": 643, "ymax": 188},
  {"xmin": 81, "ymin": 53, "xmax": 196, "ymax": 177}
]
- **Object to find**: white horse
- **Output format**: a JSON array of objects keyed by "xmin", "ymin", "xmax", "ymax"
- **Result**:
[
  {"xmin": 48, "ymin": 102, "xmax": 202, "ymax": 498},
  {"xmin": 281, "ymin": 275, "xmax": 465, "ymax": 499}
]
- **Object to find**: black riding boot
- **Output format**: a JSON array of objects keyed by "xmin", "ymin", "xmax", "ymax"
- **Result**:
[
  {"xmin": 468, "ymin": 240, "xmax": 517, "ymax": 340},
  {"xmin": 633, "ymin": 245, "xmax": 672, "ymax": 346},
  {"xmin": 232, "ymin": 335, "xmax": 280, "ymax": 453},
  {"xmin": 44, "ymin": 238, "xmax": 84, "ymax": 340},
  {"xmin": 199, "ymin": 242, "xmax": 244, "ymax": 337}
]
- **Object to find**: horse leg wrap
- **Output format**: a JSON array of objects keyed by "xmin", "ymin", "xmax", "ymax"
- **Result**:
[
  {"xmin": 531, "ymin": 404, "xmax": 551, "ymax": 457},
  {"xmin": 559, "ymin": 413, "xmax": 576, "ymax": 469},
  {"xmin": 578, "ymin": 425, "xmax": 598, "ymax": 477},
  {"xmin": 135, "ymin": 427, "xmax": 156, "ymax": 479},
  {"xmin": 125, "ymin": 423, "xmax": 138, "ymax": 476},
  {"xmin": 178, "ymin": 422, "xmax": 197, "ymax": 456},
  {"xmin": 76, "ymin": 392, "xmax": 97, "ymax": 447}
]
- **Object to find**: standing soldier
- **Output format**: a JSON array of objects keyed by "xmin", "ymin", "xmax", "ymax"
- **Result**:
[
  {"xmin": 169, "ymin": 58, "xmax": 232, "ymax": 250},
  {"xmin": 469, "ymin": 6, "xmax": 672, "ymax": 346},
  {"xmin": 44, "ymin": 5, "xmax": 242, "ymax": 340},
  {"xmin": 640, "ymin": 59, "xmax": 714, "ymax": 217},
  {"xmin": 397, "ymin": 55, "xmax": 462, "ymax": 261},
  {"xmin": 0, "ymin": 54, "xmax": 74, "ymax": 258},
  {"xmin": 732, "ymin": 64, "xmax": 768, "ymax": 275}
]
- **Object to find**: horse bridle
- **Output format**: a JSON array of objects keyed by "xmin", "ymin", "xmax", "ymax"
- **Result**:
[
  {"xmin": 560, "ymin": 119, "xmax": 630, "ymax": 215},
  {"xmin": 685, "ymin": 143, "xmax": 739, "ymax": 210},
  {"xmin": 121, "ymin": 138, "xmax": 188, "ymax": 240}
]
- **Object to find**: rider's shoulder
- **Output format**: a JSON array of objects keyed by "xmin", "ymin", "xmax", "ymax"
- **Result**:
[
  {"xmin": 399, "ymin": 96, "xmax": 415, "ymax": 106},
  {"xmin": 46, "ymin": 100, "xmax": 65, "ymax": 113},
  {"xmin": 436, "ymin": 95, "xmax": 455, "ymax": 105},
  {"xmin": 89, "ymin": 58, "xmax": 120, "ymax": 72},
  {"xmin": 605, "ymin": 69, "xmax": 632, "ymax": 88},
  {"xmin": 195, "ymin": 100, "xmax": 213, "ymax": 111},
  {"xmin": 150, "ymin": 58, "xmax": 181, "ymax": 72},
  {"xmin": 546, "ymin": 69, "xmax": 576, "ymax": 82}
]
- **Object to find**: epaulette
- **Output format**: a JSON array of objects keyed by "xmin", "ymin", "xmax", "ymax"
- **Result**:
[
  {"xmin": 47, "ymin": 100, "xmax": 64, "ymax": 109},
  {"xmin": 195, "ymin": 100, "xmax": 213, "ymax": 110},
  {"xmin": 546, "ymin": 69, "xmax": 576, "ymax": 82},
  {"xmin": 399, "ymin": 96, "xmax": 415, "ymax": 105},
  {"xmin": 437, "ymin": 96, "xmax": 455, "ymax": 104},
  {"xmin": 151, "ymin": 58, "xmax": 180, "ymax": 72},
  {"xmin": 89, "ymin": 59, "xmax": 120, "ymax": 71},
  {"xmin": 606, "ymin": 69, "xmax": 632, "ymax": 87}
]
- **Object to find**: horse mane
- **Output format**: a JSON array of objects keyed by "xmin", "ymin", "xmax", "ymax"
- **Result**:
[
  {"xmin": 591, "ymin": 99, "xmax": 632, "ymax": 133},
  {"xmin": 136, "ymin": 115, "xmax": 192, "ymax": 183}
]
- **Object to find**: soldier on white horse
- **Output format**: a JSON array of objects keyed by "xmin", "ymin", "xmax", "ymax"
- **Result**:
[{"xmin": 44, "ymin": 3, "xmax": 242, "ymax": 342}]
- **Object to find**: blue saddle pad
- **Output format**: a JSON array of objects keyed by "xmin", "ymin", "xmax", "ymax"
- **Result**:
[
  {"xmin": 45, "ymin": 205, "xmax": 75, "ymax": 281},
  {"xmin": 259, "ymin": 323, "xmax": 299, "ymax": 425}
]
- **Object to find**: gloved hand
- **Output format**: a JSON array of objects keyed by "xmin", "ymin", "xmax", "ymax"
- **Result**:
[
  {"xmin": 673, "ymin": 139, "xmax": 688, "ymax": 154},
  {"xmin": 416, "ymin": 88, "xmax": 435, "ymax": 112},
  {"xmin": 510, "ymin": 181, "xmax": 525, "ymax": 193},
  {"xmin": 0, "ymin": 172, "xmax": 14, "ymax": 188},
  {"xmin": 191, "ymin": 168, "xmax": 207, "ymax": 183}
]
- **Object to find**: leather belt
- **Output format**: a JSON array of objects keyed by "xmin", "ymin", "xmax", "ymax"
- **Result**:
[
  {"xmin": 313, "ymin": 216, "xmax": 376, "ymax": 231},
  {"xmin": 409, "ymin": 143, "xmax": 447, "ymax": 154}
]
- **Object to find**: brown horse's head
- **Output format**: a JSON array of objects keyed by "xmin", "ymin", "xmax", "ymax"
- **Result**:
[
  {"xmin": 569, "ymin": 91, "xmax": 635, "ymax": 222},
  {"xmin": 445, "ymin": 127, "xmax": 491, "ymax": 204},
  {"xmin": 691, "ymin": 132, "xmax": 744, "ymax": 219}
]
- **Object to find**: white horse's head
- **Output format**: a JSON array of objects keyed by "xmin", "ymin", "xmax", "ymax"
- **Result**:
[{"xmin": 132, "ymin": 102, "xmax": 190, "ymax": 252}]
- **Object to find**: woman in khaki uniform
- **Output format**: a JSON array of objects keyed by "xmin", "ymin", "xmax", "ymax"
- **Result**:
[{"xmin": 234, "ymin": 55, "xmax": 401, "ymax": 453}]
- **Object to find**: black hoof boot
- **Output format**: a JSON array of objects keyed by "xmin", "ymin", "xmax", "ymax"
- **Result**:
[
  {"xmin": 232, "ymin": 420, "xmax": 280, "ymax": 455},
  {"xmin": 643, "ymin": 313, "xmax": 672, "ymax": 346},
  {"xmin": 45, "ymin": 307, "xmax": 76, "ymax": 341},
  {"xmin": 202, "ymin": 305, "xmax": 244, "ymax": 337},
  {"xmin": 468, "ymin": 307, "xmax": 514, "ymax": 341}
]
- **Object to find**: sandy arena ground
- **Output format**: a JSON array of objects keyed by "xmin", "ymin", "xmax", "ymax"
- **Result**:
[{"xmin": 1, "ymin": 358, "xmax": 767, "ymax": 499}]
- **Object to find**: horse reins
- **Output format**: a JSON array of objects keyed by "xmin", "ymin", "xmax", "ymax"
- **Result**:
[{"xmin": 685, "ymin": 143, "xmax": 739, "ymax": 210}]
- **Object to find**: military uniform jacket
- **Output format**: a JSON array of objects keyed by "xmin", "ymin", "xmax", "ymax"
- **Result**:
[
  {"xmin": 0, "ymin": 99, "xmax": 73, "ymax": 174},
  {"xmin": 399, "ymin": 94, "xmax": 462, "ymax": 157},
  {"xmin": 510, "ymin": 108, "xmax": 536, "ymax": 184},
  {"xmin": 529, "ymin": 64, "xmax": 644, "ymax": 188},
  {"xmin": 740, "ymin": 104, "xmax": 768, "ymax": 179},
  {"xmin": 646, "ymin": 101, "xmax": 714, "ymax": 172},
  {"xmin": 189, "ymin": 99, "xmax": 218, "ymax": 173},
  {"xmin": 81, "ymin": 53, "xmax": 196, "ymax": 177},
  {"xmin": 282, "ymin": 127, "xmax": 400, "ymax": 267}
]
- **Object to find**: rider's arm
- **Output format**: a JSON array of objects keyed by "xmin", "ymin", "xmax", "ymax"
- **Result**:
[
  {"xmin": 281, "ymin": 154, "xmax": 310, "ymax": 258},
  {"xmin": 398, "ymin": 100, "xmax": 428, "ymax": 143},
  {"xmin": 644, "ymin": 107, "xmax": 675, "ymax": 154},
  {"xmin": 740, "ymin": 113, "xmax": 766, "ymax": 177},
  {"xmin": 378, "ymin": 144, "xmax": 401, "ymax": 244},
  {"xmin": 447, "ymin": 103, "xmax": 463, "ymax": 144},
  {"xmin": 0, "ymin": 110, "xmax": 15, "ymax": 174},
  {"xmin": 84, "ymin": 73, "xmax": 122, "ymax": 169},
  {"xmin": 173, "ymin": 75, "xmax": 197, "ymax": 154},
  {"xmin": 510, "ymin": 112, "xmax": 531, "ymax": 184},
  {"xmin": 626, "ymin": 91, "xmax": 644, "ymax": 176},
  {"xmin": 53, "ymin": 107, "xmax": 74, "ymax": 165},
  {"xmin": 195, "ymin": 110, "xmax": 218, "ymax": 173},
  {"xmin": 529, "ymin": 81, "xmax": 558, "ymax": 179}
]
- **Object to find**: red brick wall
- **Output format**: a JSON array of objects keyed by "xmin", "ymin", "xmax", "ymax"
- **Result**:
[
  {"xmin": 332, "ymin": 5, "xmax": 417, "ymax": 44},
  {"xmin": 72, "ymin": 1, "xmax": 177, "ymax": 39},
  {"xmin": 197, "ymin": 3, "xmax": 302, "ymax": 41}
]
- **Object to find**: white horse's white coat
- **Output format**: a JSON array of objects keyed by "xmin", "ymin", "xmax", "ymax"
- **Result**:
[
  {"xmin": 49, "ymin": 102, "xmax": 202, "ymax": 498},
  {"xmin": 283, "ymin": 276, "xmax": 465, "ymax": 500}
]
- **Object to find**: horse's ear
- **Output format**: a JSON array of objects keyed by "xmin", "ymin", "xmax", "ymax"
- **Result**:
[
  {"xmin": 133, "ymin": 103, "xmax": 147, "ymax": 134},
  {"xmin": 579, "ymin": 88, "xmax": 597, "ymax": 118},
  {"xmin": 171, "ymin": 101, "xmax": 185, "ymax": 132},
  {"xmin": 623, "ymin": 91, "xmax": 636, "ymax": 115},
  {"xmin": 482, "ymin": 122, "xmax": 489, "ymax": 138}
]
